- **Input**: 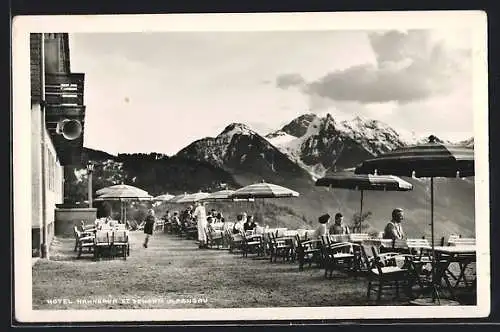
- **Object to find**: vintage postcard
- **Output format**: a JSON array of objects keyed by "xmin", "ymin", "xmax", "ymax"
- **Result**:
[{"xmin": 12, "ymin": 11, "xmax": 489, "ymax": 323}]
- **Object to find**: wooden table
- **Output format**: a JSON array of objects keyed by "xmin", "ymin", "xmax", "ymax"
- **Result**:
[{"xmin": 432, "ymin": 245, "xmax": 476, "ymax": 298}]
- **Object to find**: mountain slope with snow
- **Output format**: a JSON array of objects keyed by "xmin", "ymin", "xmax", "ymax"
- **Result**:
[
  {"xmin": 176, "ymin": 123, "xmax": 314, "ymax": 188},
  {"xmin": 265, "ymin": 113, "xmax": 407, "ymax": 179}
]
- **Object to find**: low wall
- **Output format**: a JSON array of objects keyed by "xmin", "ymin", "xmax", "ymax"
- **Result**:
[{"xmin": 55, "ymin": 208, "xmax": 97, "ymax": 237}]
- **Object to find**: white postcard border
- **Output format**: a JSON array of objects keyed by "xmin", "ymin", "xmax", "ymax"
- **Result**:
[{"xmin": 12, "ymin": 11, "xmax": 490, "ymax": 322}]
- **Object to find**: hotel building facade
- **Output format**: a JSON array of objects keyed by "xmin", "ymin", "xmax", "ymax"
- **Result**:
[{"xmin": 30, "ymin": 33, "xmax": 86, "ymax": 257}]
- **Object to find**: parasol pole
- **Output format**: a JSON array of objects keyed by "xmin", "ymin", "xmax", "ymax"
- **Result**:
[
  {"xmin": 431, "ymin": 177, "xmax": 435, "ymax": 252},
  {"xmin": 430, "ymin": 176, "xmax": 440, "ymax": 303},
  {"xmin": 359, "ymin": 190, "xmax": 364, "ymax": 233}
]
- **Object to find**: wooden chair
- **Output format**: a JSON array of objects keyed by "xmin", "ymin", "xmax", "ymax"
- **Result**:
[
  {"xmin": 366, "ymin": 247, "xmax": 412, "ymax": 301},
  {"xmin": 111, "ymin": 230, "xmax": 129, "ymax": 259},
  {"xmin": 222, "ymin": 229, "xmax": 232, "ymax": 249},
  {"xmin": 74, "ymin": 226, "xmax": 95, "ymax": 258},
  {"xmin": 94, "ymin": 230, "xmax": 111, "ymax": 260},
  {"xmin": 73, "ymin": 226, "xmax": 81, "ymax": 252},
  {"xmin": 206, "ymin": 228, "xmax": 224, "ymax": 249},
  {"xmin": 358, "ymin": 242, "xmax": 400, "ymax": 274},
  {"xmin": 294, "ymin": 234, "xmax": 322, "ymax": 271},
  {"xmin": 229, "ymin": 232, "xmax": 244, "ymax": 253},
  {"xmin": 261, "ymin": 232, "xmax": 273, "ymax": 257},
  {"xmin": 154, "ymin": 218, "xmax": 165, "ymax": 232},
  {"xmin": 269, "ymin": 232, "xmax": 294, "ymax": 263},
  {"xmin": 185, "ymin": 225, "xmax": 198, "ymax": 240},
  {"xmin": 322, "ymin": 241, "xmax": 357, "ymax": 279},
  {"xmin": 242, "ymin": 233, "xmax": 264, "ymax": 258}
]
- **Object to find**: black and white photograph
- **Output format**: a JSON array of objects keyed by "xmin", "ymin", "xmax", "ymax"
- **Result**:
[{"xmin": 13, "ymin": 11, "xmax": 489, "ymax": 322}]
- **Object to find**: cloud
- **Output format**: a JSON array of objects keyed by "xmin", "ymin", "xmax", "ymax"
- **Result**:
[
  {"xmin": 275, "ymin": 73, "xmax": 306, "ymax": 89},
  {"xmin": 278, "ymin": 30, "xmax": 471, "ymax": 104}
]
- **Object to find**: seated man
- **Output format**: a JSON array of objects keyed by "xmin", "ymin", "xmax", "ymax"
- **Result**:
[
  {"xmin": 383, "ymin": 208, "xmax": 405, "ymax": 240},
  {"xmin": 243, "ymin": 215, "xmax": 257, "ymax": 232},
  {"xmin": 329, "ymin": 213, "xmax": 350, "ymax": 235}
]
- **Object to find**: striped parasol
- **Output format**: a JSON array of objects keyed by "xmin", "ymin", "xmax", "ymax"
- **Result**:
[
  {"xmin": 316, "ymin": 172, "xmax": 413, "ymax": 191},
  {"xmin": 154, "ymin": 193, "xmax": 176, "ymax": 202},
  {"xmin": 201, "ymin": 189, "xmax": 236, "ymax": 202},
  {"xmin": 229, "ymin": 181, "xmax": 299, "ymax": 227},
  {"xmin": 169, "ymin": 193, "xmax": 190, "ymax": 204},
  {"xmin": 176, "ymin": 192, "xmax": 210, "ymax": 204},
  {"xmin": 355, "ymin": 135, "xmax": 474, "ymax": 304},
  {"xmin": 95, "ymin": 184, "xmax": 150, "ymax": 198},
  {"xmin": 354, "ymin": 137, "xmax": 474, "ymax": 178},
  {"xmin": 229, "ymin": 181, "xmax": 299, "ymax": 199},
  {"xmin": 94, "ymin": 184, "xmax": 152, "ymax": 223},
  {"xmin": 315, "ymin": 171, "xmax": 413, "ymax": 232}
]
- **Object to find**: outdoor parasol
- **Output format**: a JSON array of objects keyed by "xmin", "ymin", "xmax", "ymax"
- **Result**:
[
  {"xmin": 201, "ymin": 189, "xmax": 236, "ymax": 202},
  {"xmin": 168, "ymin": 193, "xmax": 190, "ymax": 204},
  {"xmin": 94, "ymin": 184, "xmax": 153, "ymax": 223},
  {"xmin": 354, "ymin": 135, "xmax": 474, "ymax": 304},
  {"xmin": 176, "ymin": 191, "xmax": 210, "ymax": 204},
  {"xmin": 315, "ymin": 171, "xmax": 413, "ymax": 232},
  {"xmin": 229, "ymin": 181, "xmax": 300, "ymax": 227},
  {"xmin": 154, "ymin": 193, "xmax": 175, "ymax": 202}
]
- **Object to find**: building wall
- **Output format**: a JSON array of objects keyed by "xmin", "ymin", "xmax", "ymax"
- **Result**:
[
  {"xmin": 30, "ymin": 32, "xmax": 81, "ymax": 256},
  {"xmin": 31, "ymin": 102, "xmax": 64, "ymax": 254}
]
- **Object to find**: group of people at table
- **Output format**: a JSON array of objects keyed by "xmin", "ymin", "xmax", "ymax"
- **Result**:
[
  {"xmin": 157, "ymin": 198, "xmax": 407, "ymax": 250},
  {"xmin": 312, "ymin": 208, "xmax": 405, "ymax": 241}
]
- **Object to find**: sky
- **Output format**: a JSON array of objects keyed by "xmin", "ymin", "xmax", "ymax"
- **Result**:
[{"xmin": 69, "ymin": 29, "xmax": 474, "ymax": 156}]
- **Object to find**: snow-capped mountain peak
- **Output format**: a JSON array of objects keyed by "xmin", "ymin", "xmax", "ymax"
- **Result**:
[
  {"xmin": 221, "ymin": 123, "xmax": 254, "ymax": 137},
  {"xmin": 335, "ymin": 116, "xmax": 403, "ymax": 155},
  {"xmin": 266, "ymin": 112, "xmax": 406, "ymax": 180}
]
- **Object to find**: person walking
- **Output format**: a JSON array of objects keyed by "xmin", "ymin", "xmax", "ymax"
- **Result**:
[{"xmin": 143, "ymin": 209, "xmax": 156, "ymax": 248}]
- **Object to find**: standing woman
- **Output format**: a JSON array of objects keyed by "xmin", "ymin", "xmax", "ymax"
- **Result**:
[
  {"xmin": 193, "ymin": 201, "xmax": 208, "ymax": 249},
  {"xmin": 143, "ymin": 209, "xmax": 156, "ymax": 248}
]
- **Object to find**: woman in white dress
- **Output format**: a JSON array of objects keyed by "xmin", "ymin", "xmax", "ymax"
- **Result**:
[{"xmin": 193, "ymin": 201, "xmax": 208, "ymax": 248}]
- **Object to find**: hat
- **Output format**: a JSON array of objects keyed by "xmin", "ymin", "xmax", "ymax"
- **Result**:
[{"xmin": 318, "ymin": 214, "xmax": 331, "ymax": 224}]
